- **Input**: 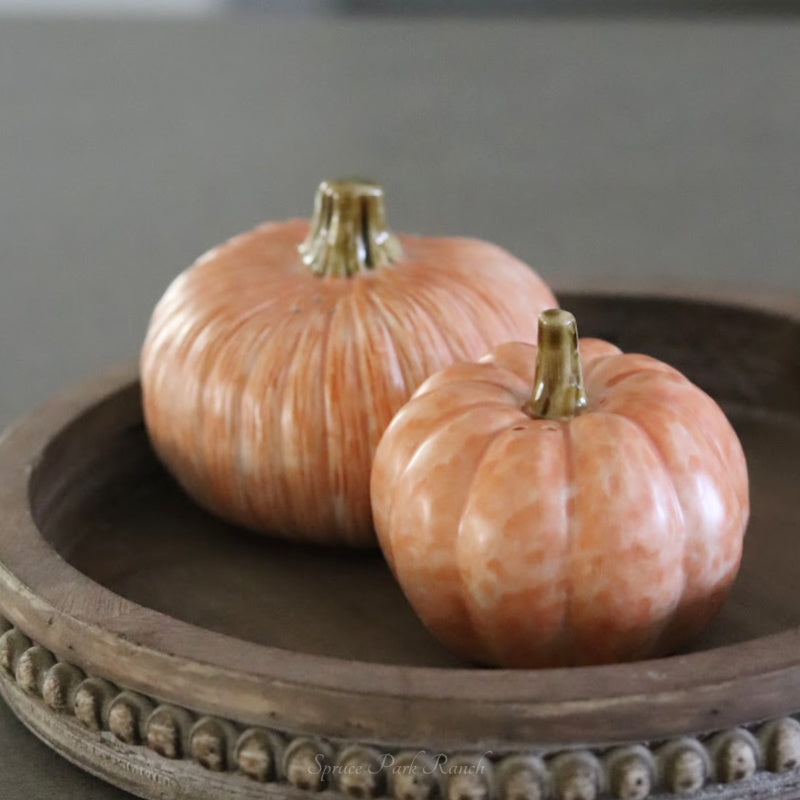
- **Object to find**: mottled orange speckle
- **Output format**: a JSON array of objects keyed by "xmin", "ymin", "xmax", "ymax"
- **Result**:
[{"xmin": 371, "ymin": 339, "xmax": 748, "ymax": 667}]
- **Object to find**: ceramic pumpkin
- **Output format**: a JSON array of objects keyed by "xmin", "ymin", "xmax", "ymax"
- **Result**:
[
  {"xmin": 140, "ymin": 179, "xmax": 556, "ymax": 546},
  {"xmin": 371, "ymin": 309, "xmax": 749, "ymax": 666}
]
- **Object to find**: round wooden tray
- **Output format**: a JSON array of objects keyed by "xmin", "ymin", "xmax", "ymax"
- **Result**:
[{"xmin": 1, "ymin": 293, "xmax": 800, "ymax": 800}]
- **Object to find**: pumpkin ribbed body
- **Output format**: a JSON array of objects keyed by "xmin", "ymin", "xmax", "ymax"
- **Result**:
[
  {"xmin": 370, "ymin": 338, "xmax": 749, "ymax": 664},
  {"xmin": 141, "ymin": 219, "xmax": 556, "ymax": 546}
]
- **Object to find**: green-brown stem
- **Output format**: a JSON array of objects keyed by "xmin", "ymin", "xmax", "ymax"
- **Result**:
[
  {"xmin": 299, "ymin": 179, "xmax": 403, "ymax": 277},
  {"xmin": 525, "ymin": 309, "xmax": 588, "ymax": 420}
]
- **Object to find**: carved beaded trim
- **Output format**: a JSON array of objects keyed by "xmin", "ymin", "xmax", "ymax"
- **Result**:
[{"xmin": 2, "ymin": 617, "xmax": 800, "ymax": 800}]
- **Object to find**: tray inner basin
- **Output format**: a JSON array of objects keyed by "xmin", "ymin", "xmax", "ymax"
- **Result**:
[{"xmin": 29, "ymin": 296, "xmax": 800, "ymax": 667}]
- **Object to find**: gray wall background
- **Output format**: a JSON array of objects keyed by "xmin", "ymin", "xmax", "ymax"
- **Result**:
[{"xmin": 1, "ymin": 18, "xmax": 799, "ymax": 431}]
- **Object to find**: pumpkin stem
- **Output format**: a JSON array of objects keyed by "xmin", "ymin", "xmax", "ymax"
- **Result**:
[
  {"xmin": 526, "ymin": 309, "xmax": 588, "ymax": 420},
  {"xmin": 299, "ymin": 179, "xmax": 403, "ymax": 277}
]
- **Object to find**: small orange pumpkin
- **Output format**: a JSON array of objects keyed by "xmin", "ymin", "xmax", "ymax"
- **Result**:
[
  {"xmin": 141, "ymin": 179, "xmax": 556, "ymax": 546},
  {"xmin": 371, "ymin": 309, "xmax": 749, "ymax": 665}
]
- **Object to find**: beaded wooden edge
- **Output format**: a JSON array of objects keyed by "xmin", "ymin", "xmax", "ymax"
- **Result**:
[{"xmin": 3, "ymin": 617, "xmax": 800, "ymax": 800}]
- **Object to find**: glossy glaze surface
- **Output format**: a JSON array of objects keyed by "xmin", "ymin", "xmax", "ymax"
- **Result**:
[
  {"xmin": 371, "ymin": 336, "xmax": 749, "ymax": 666},
  {"xmin": 141, "ymin": 213, "xmax": 555, "ymax": 546}
]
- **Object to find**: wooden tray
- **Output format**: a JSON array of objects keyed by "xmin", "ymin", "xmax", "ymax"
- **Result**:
[{"xmin": 1, "ymin": 293, "xmax": 800, "ymax": 800}]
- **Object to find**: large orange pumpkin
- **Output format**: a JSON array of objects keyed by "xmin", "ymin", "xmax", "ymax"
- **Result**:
[
  {"xmin": 371, "ymin": 309, "xmax": 749, "ymax": 665},
  {"xmin": 140, "ymin": 179, "xmax": 556, "ymax": 546}
]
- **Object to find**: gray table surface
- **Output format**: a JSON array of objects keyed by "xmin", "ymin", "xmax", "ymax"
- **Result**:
[{"xmin": 1, "ymin": 15, "xmax": 799, "ymax": 799}]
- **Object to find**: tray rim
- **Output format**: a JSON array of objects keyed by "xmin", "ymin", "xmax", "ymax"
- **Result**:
[{"xmin": 1, "ymin": 293, "xmax": 800, "ymax": 750}]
